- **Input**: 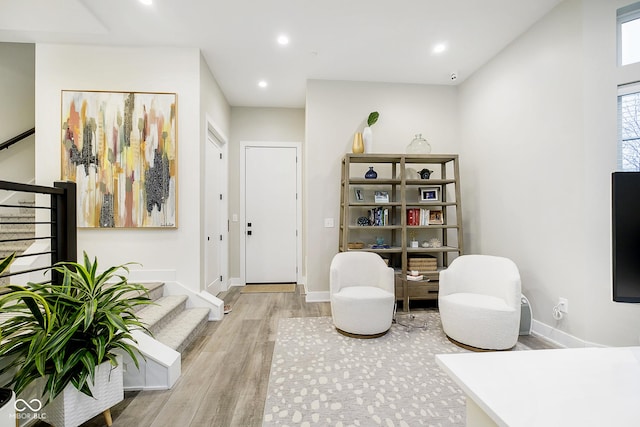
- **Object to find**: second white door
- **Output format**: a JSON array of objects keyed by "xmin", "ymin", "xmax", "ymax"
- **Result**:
[
  {"xmin": 245, "ymin": 146, "xmax": 297, "ymax": 283},
  {"xmin": 205, "ymin": 133, "xmax": 223, "ymax": 294}
]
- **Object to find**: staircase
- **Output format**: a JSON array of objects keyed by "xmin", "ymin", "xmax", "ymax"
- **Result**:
[
  {"xmin": 120, "ymin": 281, "xmax": 212, "ymax": 391},
  {"xmin": 0, "ymin": 202, "xmax": 213, "ymax": 390},
  {"xmin": 136, "ymin": 282, "xmax": 210, "ymax": 354},
  {"xmin": 0, "ymin": 203, "xmax": 35, "ymax": 287}
]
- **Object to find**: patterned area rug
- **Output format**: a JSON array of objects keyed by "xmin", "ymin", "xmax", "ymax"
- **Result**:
[{"xmin": 263, "ymin": 311, "xmax": 529, "ymax": 427}]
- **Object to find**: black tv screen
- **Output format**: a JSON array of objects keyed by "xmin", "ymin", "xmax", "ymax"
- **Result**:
[{"xmin": 612, "ymin": 172, "xmax": 640, "ymax": 302}]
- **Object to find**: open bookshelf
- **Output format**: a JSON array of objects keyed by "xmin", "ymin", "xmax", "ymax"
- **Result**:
[{"xmin": 339, "ymin": 154, "xmax": 464, "ymax": 310}]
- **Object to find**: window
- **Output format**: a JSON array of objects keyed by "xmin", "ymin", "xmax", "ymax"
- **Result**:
[
  {"xmin": 618, "ymin": 2, "xmax": 640, "ymax": 66},
  {"xmin": 618, "ymin": 84, "xmax": 640, "ymax": 171}
]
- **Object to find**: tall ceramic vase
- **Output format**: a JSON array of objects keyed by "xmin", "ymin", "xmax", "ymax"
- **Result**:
[
  {"xmin": 352, "ymin": 132, "xmax": 364, "ymax": 154},
  {"xmin": 362, "ymin": 126, "xmax": 373, "ymax": 154},
  {"xmin": 362, "ymin": 126, "xmax": 373, "ymax": 153}
]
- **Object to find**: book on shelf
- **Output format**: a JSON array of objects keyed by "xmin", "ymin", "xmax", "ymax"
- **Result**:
[
  {"xmin": 407, "ymin": 208, "xmax": 433, "ymax": 226},
  {"xmin": 406, "ymin": 274, "xmax": 425, "ymax": 281},
  {"xmin": 368, "ymin": 207, "xmax": 390, "ymax": 226}
]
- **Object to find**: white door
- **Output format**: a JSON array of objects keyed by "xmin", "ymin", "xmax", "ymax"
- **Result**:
[
  {"xmin": 205, "ymin": 134, "xmax": 223, "ymax": 294},
  {"xmin": 245, "ymin": 146, "xmax": 297, "ymax": 283}
]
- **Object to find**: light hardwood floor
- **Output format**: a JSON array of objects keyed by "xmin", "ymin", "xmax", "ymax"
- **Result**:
[{"xmin": 54, "ymin": 286, "xmax": 555, "ymax": 427}]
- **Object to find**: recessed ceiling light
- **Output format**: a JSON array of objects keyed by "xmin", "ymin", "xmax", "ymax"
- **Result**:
[
  {"xmin": 139, "ymin": 0, "xmax": 153, "ymax": 5},
  {"xmin": 433, "ymin": 43, "xmax": 447, "ymax": 54},
  {"xmin": 258, "ymin": 80, "xmax": 268, "ymax": 88},
  {"xmin": 277, "ymin": 35, "xmax": 290, "ymax": 45}
]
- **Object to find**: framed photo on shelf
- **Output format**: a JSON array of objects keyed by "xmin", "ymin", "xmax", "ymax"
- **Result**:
[
  {"xmin": 429, "ymin": 210, "xmax": 444, "ymax": 225},
  {"xmin": 374, "ymin": 191, "xmax": 390, "ymax": 203},
  {"xmin": 419, "ymin": 186, "xmax": 440, "ymax": 202},
  {"xmin": 354, "ymin": 188, "xmax": 365, "ymax": 202}
]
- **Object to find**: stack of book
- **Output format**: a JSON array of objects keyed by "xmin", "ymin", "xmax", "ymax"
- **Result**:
[
  {"xmin": 406, "ymin": 208, "xmax": 444, "ymax": 225},
  {"xmin": 406, "ymin": 208, "xmax": 430, "ymax": 226},
  {"xmin": 408, "ymin": 256, "xmax": 438, "ymax": 273},
  {"xmin": 368, "ymin": 207, "xmax": 390, "ymax": 226}
]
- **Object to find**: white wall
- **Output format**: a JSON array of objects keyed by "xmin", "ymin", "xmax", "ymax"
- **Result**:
[
  {"xmin": 35, "ymin": 44, "xmax": 229, "ymax": 293},
  {"xmin": 199, "ymin": 54, "xmax": 231, "ymax": 287},
  {"xmin": 0, "ymin": 43, "xmax": 34, "ymax": 184},
  {"xmin": 459, "ymin": 0, "xmax": 640, "ymax": 346},
  {"xmin": 582, "ymin": 0, "xmax": 640, "ymax": 346},
  {"xmin": 305, "ymin": 80, "xmax": 459, "ymax": 294},
  {"xmin": 228, "ymin": 107, "xmax": 305, "ymax": 279}
]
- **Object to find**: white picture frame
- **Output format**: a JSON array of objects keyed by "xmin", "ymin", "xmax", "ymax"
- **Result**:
[
  {"xmin": 374, "ymin": 191, "xmax": 390, "ymax": 203},
  {"xmin": 354, "ymin": 188, "xmax": 365, "ymax": 201},
  {"xmin": 419, "ymin": 186, "xmax": 440, "ymax": 202}
]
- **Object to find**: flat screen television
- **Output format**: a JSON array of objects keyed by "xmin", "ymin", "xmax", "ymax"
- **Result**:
[{"xmin": 612, "ymin": 172, "xmax": 640, "ymax": 302}]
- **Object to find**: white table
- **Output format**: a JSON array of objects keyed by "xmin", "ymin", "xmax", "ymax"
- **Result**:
[{"xmin": 436, "ymin": 346, "xmax": 640, "ymax": 427}]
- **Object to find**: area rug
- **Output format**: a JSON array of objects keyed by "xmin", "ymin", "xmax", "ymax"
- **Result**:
[
  {"xmin": 241, "ymin": 284, "xmax": 296, "ymax": 293},
  {"xmin": 263, "ymin": 311, "xmax": 529, "ymax": 427}
]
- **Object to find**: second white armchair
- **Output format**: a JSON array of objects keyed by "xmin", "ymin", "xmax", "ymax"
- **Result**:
[{"xmin": 438, "ymin": 255, "xmax": 522, "ymax": 350}]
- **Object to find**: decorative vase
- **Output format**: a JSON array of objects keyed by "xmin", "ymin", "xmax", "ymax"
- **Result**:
[
  {"xmin": 406, "ymin": 133, "xmax": 431, "ymax": 154},
  {"xmin": 364, "ymin": 167, "xmax": 377, "ymax": 179},
  {"xmin": 352, "ymin": 132, "xmax": 364, "ymax": 154},
  {"xmin": 362, "ymin": 126, "xmax": 373, "ymax": 153},
  {"xmin": 418, "ymin": 168, "xmax": 433, "ymax": 179}
]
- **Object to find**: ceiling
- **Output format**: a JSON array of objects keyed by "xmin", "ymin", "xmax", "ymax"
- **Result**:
[{"xmin": 0, "ymin": 0, "xmax": 563, "ymax": 108}]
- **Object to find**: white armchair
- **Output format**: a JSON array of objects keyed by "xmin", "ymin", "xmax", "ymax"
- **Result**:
[
  {"xmin": 330, "ymin": 252, "xmax": 395, "ymax": 338},
  {"xmin": 438, "ymin": 255, "xmax": 521, "ymax": 350}
]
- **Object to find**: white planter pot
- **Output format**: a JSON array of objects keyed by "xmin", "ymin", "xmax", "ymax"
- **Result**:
[{"xmin": 43, "ymin": 358, "xmax": 123, "ymax": 427}]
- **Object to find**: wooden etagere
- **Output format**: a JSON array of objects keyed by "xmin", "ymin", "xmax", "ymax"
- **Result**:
[{"xmin": 339, "ymin": 153, "xmax": 464, "ymax": 310}]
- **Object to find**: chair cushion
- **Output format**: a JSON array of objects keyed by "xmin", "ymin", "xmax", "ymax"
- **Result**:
[
  {"xmin": 439, "ymin": 293, "xmax": 520, "ymax": 350},
  {"xmin": 442, "ymin": 292, "xmax": 513, "ymax": 312},
  {"xmin": 333, "ymin": 286, "xmax": 394, "ymax": 302},
  {"xmin": 331, "ymin": 286, "xmax": 394, "ymax": 336}
]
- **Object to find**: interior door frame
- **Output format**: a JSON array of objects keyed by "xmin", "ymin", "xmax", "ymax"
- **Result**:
[
  {"xmin": 240, "ymin": 141, "xmax": 302, "ymax": 285},
  {"xmin": 204, "ymin": 117, "xmax": 229, "ymax": 293}
]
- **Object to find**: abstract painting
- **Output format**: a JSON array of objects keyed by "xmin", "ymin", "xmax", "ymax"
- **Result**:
[{"xmin": 61, "ymin": 91, "xmax": 177, "ymax": 228}]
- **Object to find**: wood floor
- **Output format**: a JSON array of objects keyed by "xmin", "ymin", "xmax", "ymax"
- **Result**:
[{"xmin": 64, "ymin": 286, "xmax": 555, "ymax": 427}]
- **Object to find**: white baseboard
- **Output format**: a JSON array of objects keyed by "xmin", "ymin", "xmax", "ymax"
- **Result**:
[
  {"xmin": 305, "ymin": 291, "xmax": 330, "ymax": 303},
  {"xmin": 229, "ymin": 277, "xmax": 244, "ymax": 287},
  {"xmin": 531, "ymin": 320, "xmax": 605, "ymax": 348}
]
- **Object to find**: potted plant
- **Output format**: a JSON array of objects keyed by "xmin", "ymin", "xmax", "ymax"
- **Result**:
[
  {"xmin": 362, "ymin": 111, "xmax": 379, "ymax": 153},
  {"xmin": 0, "ymin": 252, "xmax": 151, "ymax": 426}
]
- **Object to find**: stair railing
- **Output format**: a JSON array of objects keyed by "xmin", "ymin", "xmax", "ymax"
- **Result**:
[
  {"xmin": 0, "ymin": 180, "xmax": 77, "ymax": 286},
  {"xmin": 0, "ymin": 127, "xmax": 35, "ymax": 152}
]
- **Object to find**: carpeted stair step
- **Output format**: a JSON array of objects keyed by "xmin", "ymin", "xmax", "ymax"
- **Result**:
[
  {"xmin": 0, "ymin": 230, "xmax": 35, "ymax": 256},
  {"xmin": 0, "ymin": 213, "xmax": 36, "ymax": 231},
  {"xmin": 153, "ymin": 307, "xmax": 210, "ymax": 353},
  {"xmin": 0, "ymin": 211, "xmax": 36, "ymax": 257},
  {"xmin": 121, "ymin": 281, "xmax": 165, "ymax": 311},
  {"xmin": 142, "ymin": 282, "xmax": 165, "ymax": 302},
  {"xmin": 136, "ymin": 294, "xmax": 188, "ymax": 335}
]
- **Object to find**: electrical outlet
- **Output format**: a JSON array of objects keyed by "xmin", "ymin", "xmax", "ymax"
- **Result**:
[{"xmin": 558, "ymin": 297, "xmax": 569, "ymax": 314}]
